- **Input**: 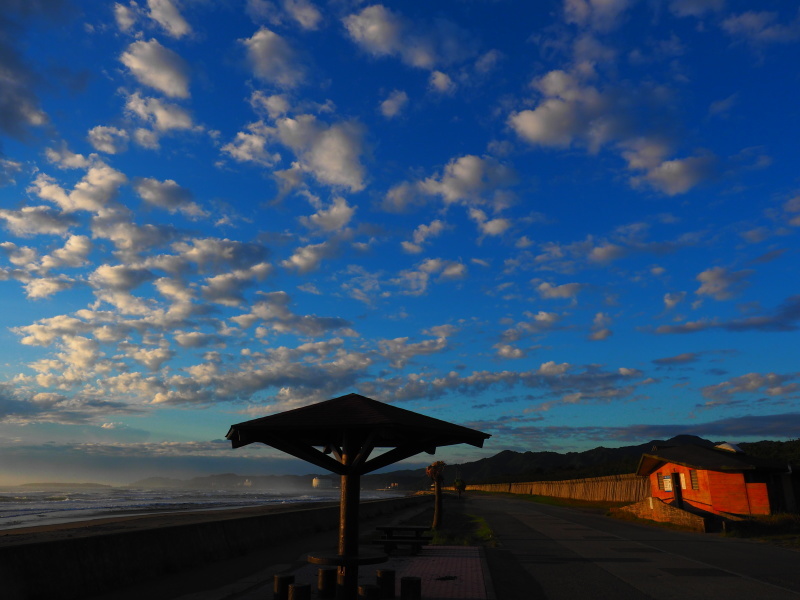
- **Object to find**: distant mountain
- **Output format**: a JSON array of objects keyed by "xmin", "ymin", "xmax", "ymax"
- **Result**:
[
  {"xmin": 125, "ymin": 436, "xmax": 799, "ymax": 492},
  {"xmin": 19, "ymin": 482, "xmax": 112, "ymax": 489},
  {"xmin": 360, "ymin": 434, "xmax": 716, "ymax": 489}
]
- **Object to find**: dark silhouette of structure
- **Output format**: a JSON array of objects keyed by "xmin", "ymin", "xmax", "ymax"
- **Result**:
[{"xmin": 226, "ymin": 392, "xmax": 489, "ymax": 599}]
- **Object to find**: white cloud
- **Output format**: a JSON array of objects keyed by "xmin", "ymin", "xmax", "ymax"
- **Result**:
[
  {"xmin": 14, "ymin": 315, "xmax": 93, "ymax": 347},
  {"xmin": 494, "ymin": 343, "xmax": 525, "ymax": 359},
  {"xmin": 125, "ymin": 342, "xmax": 175, "ymax": 370},
  {"xmin": 91, "ymin": 209, "xmax": 176, "ymax": 256},
  {"xmin": 663, "ymin": 291, "xmax": 686, "ymax": 310},
  {"xmin": 172, "ymin": 237, "xmax": 269, "ymax": 273},
  {"xmin": 509, "ymin": 69, "xmax": 716, "ymax": 196},
  {"xmin": 429, "ymin": 71, "xmax": 455, "ymax": 94},
  {"xmin": 201, "ymin": 263, "xmax": 272, "ymax": 306},
  {"xmin": 538, "ymin": 360, "xmax": 570, "ymax": 375},
  {"xmin": 564, "ymin": 0, "xmax": 633, "ymax": 32},
  {"xmin": 40, "ymin": 235, "xmax": 92, "ymax": 270},
  {"xmin": 274, "ymin": 115, "xmax": 366, "ymax": 191},
  {"xmin": 469, "ymin": 208, "xmax": 511, "ymax": 237},
  {"xmin": 24, "ymin": 277, "xmax": 74, "ymax": 299},
  {"xmin": 475, "ymin": 49, "xmax": 502, "ymax": 74},
  {"xmin": 88, "ymin": 126, "xmax": 130, "ymax": 154},
  {"xmin": 120, "ymin": 39, "xmax": 191, "ymax": 98},
  {"xmin": 250, "ymin": 91, "xmax": 291, "ymax": 119},
  {"xmin": 634, "ymin": 155, "xmax": 717, "ymax": 196},
  {"xmin": 402, "ymin": 219, "xmax": 445, "ymax": 253},
  {"xmin": 394, "ymin": 258, "xmax": 467, "ymax": 295},
  {"xmin": 379, "ymin": 335, "xmax": 448, "ymax": 369},
  {"xmin": 281, "ymin": 241, "xmax": 336, "ymax": 274},
  {"xmin": 133, "ymin": 177, "xmax": 207, "ymax": 218},
  {"xmin": 380, "ymin": 90, "xmax": 408, "ymax": 118},
  {"xmin": 45, "ymin": 145, "xmax": 91, "ymax": 169},
  {"xmin": 722, "ymin": 12, "xmax": 800, "ymax": 44},
  {"xmin": 702, "ymin": 372, "xmax": 798, "ymax": 400},
  {"xmin": 133, "ymin": 128, "xmax": 161, "ymax": 149},
  {"xmin": 147, "ymin": 0, "xmax": 191, "ymax": 38},
  {"xmin": 234, "ymin": 291, "xmax": 352, "ymax": 337},
  {"xmin": 785, "ymin": 195, "xmax": 800, "ymax": 227},
  {"xmin": 90, "ymin": 264, "xmax": 153, "ymax": 292},
  {"xmin": 242, "ymin": 28, "xmax": 305, "ymax": 88},
  {"xmin": 668, "ymin": 0, "xmax": 724, "ymax": 18},
  {"xmin": 0, "ymin": 205, "xmax": 77, "ymax": 237},
  {"xmin": 0, "ymin": 158, "xmax": 24, "ymax": 185},
  {"xmin": 588, "ymin": 243, "xmax": 626, "ymax": 263},
  {"xmin": 126, "ymin": 93, "xmax": 194, "ymax": 132},
  {"xmin": 114, "ymin": 2, "xmax": 139, "ymax": 32},
  {"xmin": 508, "ymin": 70, "xmax": 617, "ymax": 150},
  {"xmin": 343, "ymin": 5, "xmax": 477, "ymax": 70},
  {"xmin": 284, "ymin": 0, "xmax": 322, "ymax": 30},
  {"xmin": 420, "ymin": 155, "xmax": 516, "ymax": 205},
  {"xmin": 221, "ymin": 121, "xmax": 281, "ymax": 167},
  {"xmin": 588, "ymin": 312, "xmax": 612, "ymax": 341},
  {"xmin": 537, "ymin": 281, "xmax": 584, "ymax": 299},
  {"xmin": 695, "ymin": 266, "xmax": 751, "ymax": 301},
  {"xmin": 30, "ymin": 164, "xmax": 127, "ymax": 214},
  {"xmin": 300, "ymin": 196, "xmax": 355, "ymax": 231}
]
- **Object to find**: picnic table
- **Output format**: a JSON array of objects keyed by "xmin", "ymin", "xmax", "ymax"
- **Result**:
[
  {"xmin": 375, "ymin": 525, "xmax": 431, "ymax": 539},
  {"xmin": 307, "ymin": 549, "xmax": 388, "ymax": 567},
  {"xmin": 374, "ymin": 525, "xmax": 433, "ymax": 555}
]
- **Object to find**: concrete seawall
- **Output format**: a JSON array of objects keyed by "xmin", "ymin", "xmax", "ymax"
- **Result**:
[{"xmin": 3, "ymin": 495, "xmax": 429, "ymax": 600}]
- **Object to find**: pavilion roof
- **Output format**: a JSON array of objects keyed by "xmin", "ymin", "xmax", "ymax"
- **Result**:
[{"xmin": 226, "ymin": 393, "xmax": 490, "ymax": 475}]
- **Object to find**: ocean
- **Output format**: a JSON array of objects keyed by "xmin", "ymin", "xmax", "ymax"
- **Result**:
[{"xmin": 0, "ymin": 486, "xmax": 401, "ymax": 530}]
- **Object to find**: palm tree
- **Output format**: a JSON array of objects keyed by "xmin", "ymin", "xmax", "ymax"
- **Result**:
[{"xmin": 426, "ymin": 460, "xmax": 446, "ymax": 530}]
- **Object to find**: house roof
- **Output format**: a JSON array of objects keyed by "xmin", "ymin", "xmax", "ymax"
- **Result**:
[{"xmin": 636, "ymin": 444, "xmax": 789, "ymax": 476}]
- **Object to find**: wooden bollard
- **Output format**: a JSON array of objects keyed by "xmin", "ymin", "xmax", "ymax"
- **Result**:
[
  {"xmin": 274, "ymin": 574, "xmax": 295, "ymax": 600},
  {"xmin": 318, "ymin": 567, "xmax": 337, "ymax": 598},
  {"xmin": 288, "ymin": 583, "xmax": 311, "ymax": 600},
  {"xmin": 400, "ymin": 577, "xmax": 421, "ymax": 600},
  {"xmin": 359, "ymin": 584, "xmax": 380, "ymax": 600},
  {"xmin": 376, "ymin": 569, "xmax": 396, "ymax": 599}
]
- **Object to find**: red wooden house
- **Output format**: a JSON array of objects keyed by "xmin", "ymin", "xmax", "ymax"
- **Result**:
[{"xmin": 636, "ymin": 443, "xmax": 796, "ymax": 516}]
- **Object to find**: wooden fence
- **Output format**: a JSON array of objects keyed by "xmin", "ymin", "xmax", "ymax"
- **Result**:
[{"xmin": 465, "ymin": 473, "xmax": 649, "ymax": 503}]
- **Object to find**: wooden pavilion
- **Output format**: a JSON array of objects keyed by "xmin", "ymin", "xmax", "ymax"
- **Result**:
[{"xmin": 226, "ymin": 392, "xmax": 490, "ymax": 599}]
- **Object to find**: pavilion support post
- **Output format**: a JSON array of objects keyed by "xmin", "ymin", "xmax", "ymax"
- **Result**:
[{"xmin": 337, "ymin": 437, "xmax": 362, "ymax": 600}]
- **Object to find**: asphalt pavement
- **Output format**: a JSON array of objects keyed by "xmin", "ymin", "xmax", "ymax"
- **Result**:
[{"xmin": 466, "ymin": 494, "xmax": 800, "ymax": 600}]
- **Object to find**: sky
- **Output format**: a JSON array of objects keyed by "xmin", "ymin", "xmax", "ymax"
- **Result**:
[{"xmin": 0, "ymin": 0, "xmax": 799, "ymax": 485}]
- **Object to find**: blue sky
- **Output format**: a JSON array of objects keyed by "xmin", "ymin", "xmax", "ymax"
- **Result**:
[{"xmin": 0, "ymin": 0, "xmax": 799, "ymax": 485}]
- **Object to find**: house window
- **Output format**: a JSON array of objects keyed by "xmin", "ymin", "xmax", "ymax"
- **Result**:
[
  {"xmin": 689, "ymin": 469, "xmax": 699, "ymax": 490},
  {"xmin": 656, "ymin": 471, "xmax": 664, "ymax": 491}
]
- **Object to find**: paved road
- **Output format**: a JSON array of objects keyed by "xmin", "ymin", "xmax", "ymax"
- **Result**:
[{"xmin": 464, "ymin": 494, "xmax": 800, "ymax": 600}]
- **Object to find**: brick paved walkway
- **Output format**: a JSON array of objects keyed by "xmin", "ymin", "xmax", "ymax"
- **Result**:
[
  {"xmin": 234, "ymin": 546, "xmax": 491, "ymax": 600},
  {"xmin": 397, "ymin": 546, "xmax": 489, "ymax": 599}
]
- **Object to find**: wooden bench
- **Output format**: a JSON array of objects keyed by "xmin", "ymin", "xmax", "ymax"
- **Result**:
[{"xmin": 374, "ymin": 525, "xmax": 433, "ymax": 555}]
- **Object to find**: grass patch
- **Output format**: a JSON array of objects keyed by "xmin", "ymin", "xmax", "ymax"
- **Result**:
[
  {"xmin": 431, "ymin": 512, "xmax": 496, "ymax": 546},
  {"xmin": 722, "ymin": 513, "xmax": 800, "ymax": 548},
  {"xmin": 399, "ymin": 501, "xmax": 496, "ymax": 547}
]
